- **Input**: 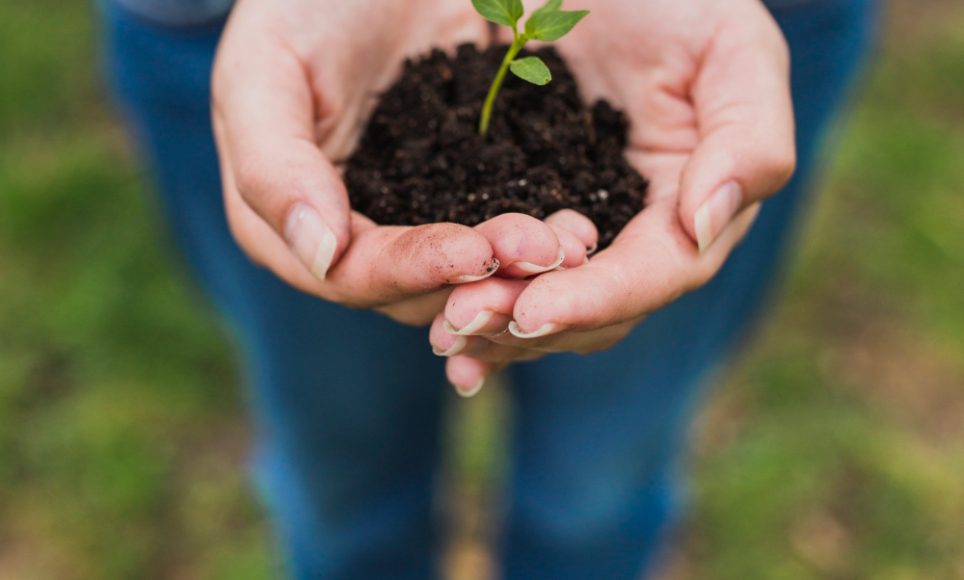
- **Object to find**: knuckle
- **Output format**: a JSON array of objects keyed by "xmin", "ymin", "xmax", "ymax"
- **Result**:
[
  {"xmin": 233, "ymin": 158, "xmax": 270, "ymax": 204},
  {"xmin": 689, "ymin": 270, "xmax": 712, "ymax": 291},
  {"xmin": 688, "ymin": 259, "xmax": 723, "ymax": 291},
  {"xmin": 772, "ymin": 29, "xmax": 792, "ymax": 67},
  {"xmin": 210, "ymin": 67, "xmax": 227, "ymax": 103},
  {"xmin": 762, "ymin": 144, "xmax": 797, "ymax": 189},
  {"xmin": 209, "ymin": 90, "xmax": 224, "ymax": 120},
  {"xmin": 223, "ymin": 198, "xmax": 261, "ymax": 258},
  {"xmin": 715, "ymin": 150, "xmax": 742, "ymax": 182},
  {"xmin": 224, "ymin": 215, "xmax": 249, "ymax": 252},
  {"xmin": 233, "ymin": 158, "xmax": 302, "ymax": 230}
]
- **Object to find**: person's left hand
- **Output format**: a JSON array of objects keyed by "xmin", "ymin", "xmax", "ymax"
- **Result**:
[{"xmin": 429, "ymin": 0, "xmax": 797, "ymax": 396}]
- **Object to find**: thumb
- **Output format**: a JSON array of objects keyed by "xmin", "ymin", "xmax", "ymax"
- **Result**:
[
  {"xmin": 678, "ymin": 11, "xmax": 796, "ymax": 253},
  {"xmin": 212, "ymin": 23, "xmax": 350, "ymax": 280}
]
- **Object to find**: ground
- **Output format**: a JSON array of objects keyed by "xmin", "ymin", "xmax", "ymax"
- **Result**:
[{"xmin": 0, "ymin": 1, "xmax": 962, "ymax": 578}]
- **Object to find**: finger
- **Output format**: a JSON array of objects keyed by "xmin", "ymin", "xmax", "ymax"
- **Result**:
[
  {"xmin": 377, "ymin": 288, "xmax": 452, "ymax": 327},
  {"xmin": 489, "ymin": 319, "xmax": 638, "ymax": 355},
  {"xmin": 678, "ymin": 11, "xmax": 796, "ymax": 253},
  {"xmin": 545, "ymin": 209, "xmax": 600, "ymax": 254},
  {"xmin": 327, "ymin": 222, "xmax": 500, "ymax": 305},
  {"xmin": 433, "ymin": 312, "xmax": 545, "ymax": 367},
  {"xmin": 430, "ymin": 313, "xmax": 489, "ymax": 358},
  {"xmin": 444, "ymin": 278, "xmax": 528, "ymax": 336},
  {"xmin": 548, "ymin": 223, "xmax": 589, "ymax": 269},
  {"xmin": 225, "ymin": 188, "xmax": 498, "ymax": 305},
  {"xmin": 446, "ymin": 352, "xmax": 545, "ymax": 398},
  {"xmin": 451, "ymin": 344, "xmax": 546, "ymax": 364},
  {"xmin": 509, "ymin": 199, "xmax": 760, "ymax": 335},
  {"xmin": 446, "ymin": 356, "xmax": 498, "ymax": 398},
  {"xmin": 212, "ymin": 30, "xmax": 351, "ymax": 280},
  {"xmin": 474, "ymin": 213, "xmax": 565, "ymax": 278}
]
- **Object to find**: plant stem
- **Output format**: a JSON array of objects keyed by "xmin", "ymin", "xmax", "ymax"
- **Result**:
[{"xmin": 479, "ymin": 31, "xmax": 526, "ymax": 136}]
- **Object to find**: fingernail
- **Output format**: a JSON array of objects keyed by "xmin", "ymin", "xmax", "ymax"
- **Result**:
[
  {"xmin": 457, "ymin": 258, "xmax": 500, "ymax": 283},
  {"xmin": 694, "ymin": 181, "xmax": 743, "ymax": 253},
  {"xmin": 457, "ymin": 377, "xmax": 485, "ymax": 398},
  {"xmin": 508, "ymin": 321, "xmax": 558, "ymax": 339},
  {"xmin": 513, "ymin": 248, "xmax": 566, "ymax": 274},
  {"xmin": 433, "ymin": 336, "xmax": 467, "ymax": 358},
  {"xmin": 586, "ymin": 243, "xmax": 598, "ymax": 256},
  {"xmin": 444, "ymin": 311, "xmax": 493, "ymax": 336},
  {"xmin": 284, "ymin": 203, "xmax": 338, "ymax": 280}
]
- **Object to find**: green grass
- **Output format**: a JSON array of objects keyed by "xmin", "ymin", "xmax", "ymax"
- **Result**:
[
  {"xmin": 672, "ymin": 4, "xmax": 964, "ymax": 579},
  {"xmin": 1, "ymin": 1, "xmax": 962, "ymax": 579},
  {"xmin": 0, "ymin": 3, "xmax": 271, "ymax": 578}
]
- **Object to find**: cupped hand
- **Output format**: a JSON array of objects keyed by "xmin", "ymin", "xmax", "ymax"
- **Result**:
[
  {"xmin": 435, "ymin": 0, "xmax": 796, "ymax": 393},
  {"xmin": 212, "ymin": 0, "xmax": 596, "ymax": 325}
]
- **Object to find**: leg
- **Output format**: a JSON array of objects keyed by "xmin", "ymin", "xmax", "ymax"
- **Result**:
[
  {"xmin": 502, "ymin": 1, "xmax": 880, "ymax": 578},
  {"xmin": 101, "ymin": 5, "xmax": 449, "ymax": 578}
]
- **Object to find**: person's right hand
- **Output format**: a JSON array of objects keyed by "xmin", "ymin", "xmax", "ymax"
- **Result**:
[{"xmin": 212, "ymin": 0, "xmax": 594, "ymax": 325}]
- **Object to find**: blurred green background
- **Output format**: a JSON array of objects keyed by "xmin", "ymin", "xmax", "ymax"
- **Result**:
[{"xmin": 1, "ymin": 0, "xmax": 962, "ymax": 578}]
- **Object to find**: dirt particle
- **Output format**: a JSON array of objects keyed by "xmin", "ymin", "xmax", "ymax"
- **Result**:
[{"xmin": 345, "ymin": 45, "xmax": 649, "ymax": 249}]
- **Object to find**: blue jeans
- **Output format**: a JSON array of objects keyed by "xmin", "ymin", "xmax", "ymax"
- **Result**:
[{"xmin": 102, "ymin": 1, "xmax": 877, "ymax": 578}]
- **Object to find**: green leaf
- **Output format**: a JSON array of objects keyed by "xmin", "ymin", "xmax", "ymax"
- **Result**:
[
  {"xmin": 532, "ymin": 0, "xmax": 563, "ymax": 18},
  {"xmin": 524, "ymin": 8, "xmax": 589, "ymax": 41},
  {"xmin": 510, "ymin": 56, "xmax": 552, "ymax": 86},
  {"xmin": 471, "ymin": 0, "xmax": 525, "ymax": 27}
]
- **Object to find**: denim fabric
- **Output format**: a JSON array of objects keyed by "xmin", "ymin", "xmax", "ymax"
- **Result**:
[
  {"xmin": 110, "ymin": 0, "xmax": 833, "ymax": 27},
  {"xmin": 114, "ymin": 0, "xmax": 232, "ymax": 26},
  {"xmin": 101, "ymin": 0, "xmax": 877, "ymax": 577}
]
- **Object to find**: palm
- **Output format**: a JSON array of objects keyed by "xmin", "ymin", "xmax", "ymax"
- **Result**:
[
  {"xmin": 286, "ymin": 0, "xmax": 488, "ymax": 162},
  {"xmin": 516, "ymin": 0, "xmax": 792, "ymax": 291},
  {"xmin": 551, "ymin": 0, "xmax": 720, "ymax": 252}
]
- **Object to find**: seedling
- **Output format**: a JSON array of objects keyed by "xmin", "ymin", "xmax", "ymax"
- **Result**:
[{"xmin": 472, "ymin": 0, "xmax": 589, "ymax": 135}]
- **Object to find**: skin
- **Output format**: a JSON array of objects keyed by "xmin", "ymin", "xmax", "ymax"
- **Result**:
[
  {"xmin": 212, "ymin": 0, "xmax": 796, "ymax": 393},
  {"xmin": 212, "ymin": 0, "xmax": 590, "ymax": 326},
  {"xmin": 434, "ymin": 0, "xmax": 796, "ymax": 392}
]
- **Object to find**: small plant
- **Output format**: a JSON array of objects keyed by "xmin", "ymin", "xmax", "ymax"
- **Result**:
[{"xmin": 472, "ymin": 0, "xmax": 589, "ymax": 135}]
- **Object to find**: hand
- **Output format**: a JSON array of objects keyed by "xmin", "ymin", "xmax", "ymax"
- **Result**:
[
  {"xmin": 431, "ymin": 0, "xmax": 796, "ymax": 392},
  {"xmin": 212, "ymin": 0, "xmax": 595, "ymax": 325}
]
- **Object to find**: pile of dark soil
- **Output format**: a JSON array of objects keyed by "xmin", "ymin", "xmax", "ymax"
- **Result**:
[{"xmin": 344, "ymin": 44, "xmax": 648, "ymax": 249}]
